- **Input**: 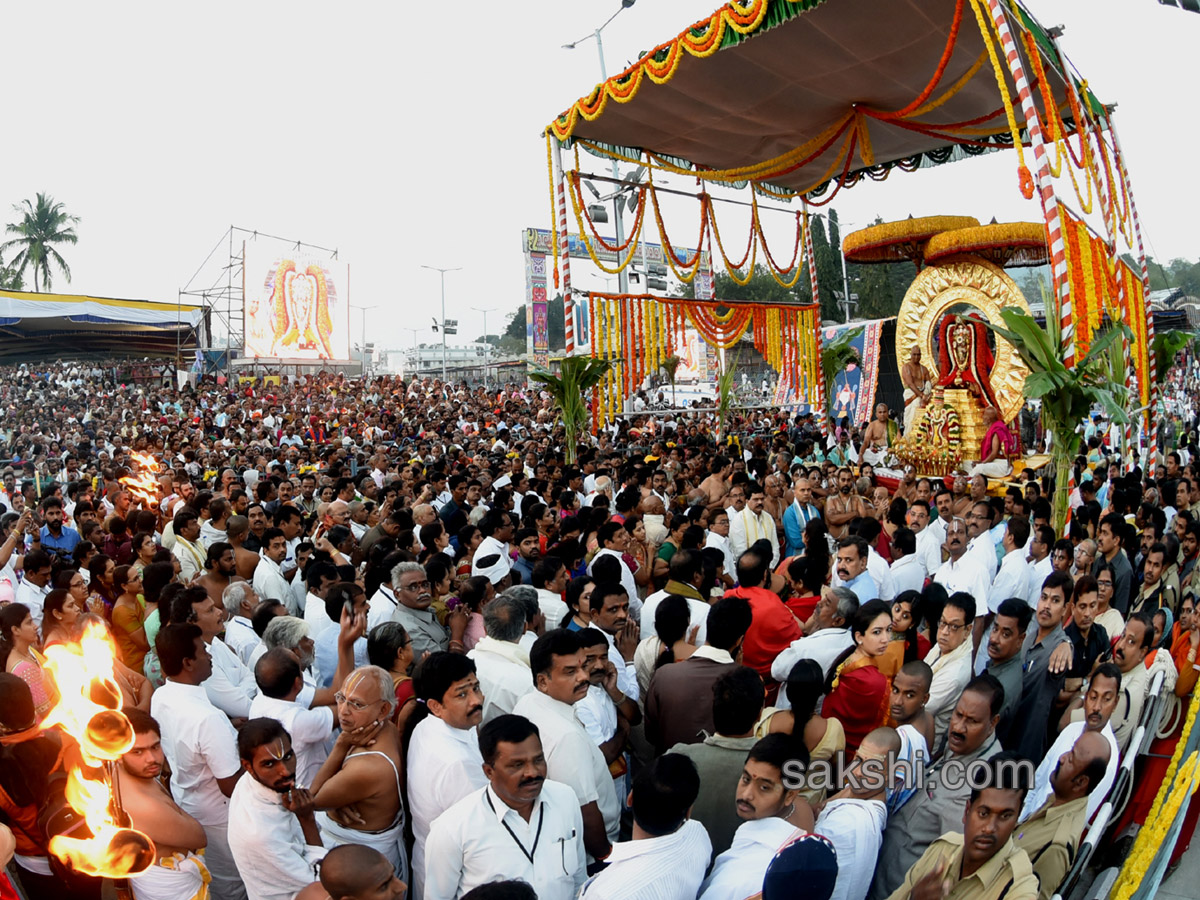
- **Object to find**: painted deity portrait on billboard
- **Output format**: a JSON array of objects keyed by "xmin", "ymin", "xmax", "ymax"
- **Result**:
[{"xmin": 244, "ymin": 246, "xmax": 349, "ymax": 361}]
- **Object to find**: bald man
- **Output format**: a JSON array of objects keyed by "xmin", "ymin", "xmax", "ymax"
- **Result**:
[
  {"xmin": 1015, "ymin": 730, "xmax": 1110, "ymax": 900},
  {"xmin": 309, "ymin": 666, "xmax": 408, "ymax": 882},
  {"xmin": 294, "ymin": 843, "xmax": 408, "ymax": 900}
]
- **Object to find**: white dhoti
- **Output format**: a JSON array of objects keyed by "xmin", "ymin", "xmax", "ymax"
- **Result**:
[
  {"xmin": 318, "ymin": 811, "xmax": 410, "ymax": 886},
  {"xmin": 903, "ymin": 385, "xmax": 928, "ymax": 435},
  {"xmin": 131, "ymin": 852, "xmax": 211, "ymax": 900},
  {"xmin": 861, "ymin": 446, "xmax": 889, "ymax": 467},
  {"xmin": 967, "ymin": 458, "xmax": 1013, "ymax": 478}
]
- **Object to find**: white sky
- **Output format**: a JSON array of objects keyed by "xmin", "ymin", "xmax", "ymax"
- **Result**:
[{"xmin": 1, "ymin": 0, "xmax": 1194, "ymax": 354}]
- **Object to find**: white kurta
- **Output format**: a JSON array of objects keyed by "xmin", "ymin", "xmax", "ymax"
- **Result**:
[{"xmin": 700, "ymin": 817, "xmax": 806, "ymax": 900}]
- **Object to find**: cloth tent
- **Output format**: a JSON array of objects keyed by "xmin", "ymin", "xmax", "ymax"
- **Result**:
[{"xmin": 0, "ymin": 290, "xmax": 207, "ymax": 362}]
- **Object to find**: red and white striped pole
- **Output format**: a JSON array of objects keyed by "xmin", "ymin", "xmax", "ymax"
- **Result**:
[
  {"xmin": 552, "ymin": 138, "xmax": 574, "ymax": 355},
  {"xmin": 803, "ymin": 201, "xmax": 827, "ymax": 439},
  {"xmin": 983, "ymin": 0, "xmax": 1073, "ymax": 367}
]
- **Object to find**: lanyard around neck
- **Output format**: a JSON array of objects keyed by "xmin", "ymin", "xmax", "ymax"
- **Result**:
[{"xmin": 484, "ymin": 790, "xmax": 544, "ymax": 865}]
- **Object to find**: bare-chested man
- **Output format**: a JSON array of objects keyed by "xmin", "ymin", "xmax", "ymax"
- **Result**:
[
  {"xmin": 824, "ymin": 468, "xmax": 867, "ymax": 540},
  {"xmin": 195, "ymin": 542, "xmax": 240, "ymax": 608},
  {"xmin": 860, "ymin": 403, "xmax": 892, "ymax": 467},
  {"xmin": 699, "ymin": 456, "xmax": 733, "ymax": 513},
  {"xmin": 117, "ymin": 709, "xmax": 211, "ymax": 900},
  {"xmin": 762, "ymin": 473, "xmax": 787, "ymax": 544},
  {"xmin": 950, "ymin": 474, "xmax": 974, "ymax": 518},
  {"xmin": 901, "ymin": 345, "xmax": 933, "ymax": 435},
  {"xmin": 226, "ymin": 515, "xmax": 260, "ymax": 581},
  {"xmin": 311, "ymin": 664, "xmax": 409, "ymax": 883}
]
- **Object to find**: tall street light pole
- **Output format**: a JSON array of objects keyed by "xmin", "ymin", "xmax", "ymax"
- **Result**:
[
  {"xmin": 421, "ymin": 265, "xmax": 461, "ymax": 383},
  {"xmin": 471, "ymin": 305, "xmax": 497, "ymax": 388},
  {"xmin": 351, "ymin": 304, "xmax": 379, "ymax": 376},
  {"xmin": 564, "ymin": 1, "xmax": 636, "ymax": 294}
]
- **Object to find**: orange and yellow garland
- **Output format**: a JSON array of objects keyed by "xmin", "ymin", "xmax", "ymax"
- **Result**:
[{"xmin": 587, "ymin": 292, "xmax": 822, "ymax": 429}]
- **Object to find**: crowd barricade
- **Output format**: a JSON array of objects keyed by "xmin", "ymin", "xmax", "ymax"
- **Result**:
[{"xmin": 1050, "ymin": 670, "xmax": 1166, "ymax": 900}]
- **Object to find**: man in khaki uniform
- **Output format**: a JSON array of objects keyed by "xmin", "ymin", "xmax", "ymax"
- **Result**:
[
  {"xmin": 886, "ymin": 754, "xmax": 1038, "ymax": 900},
  {"xmin": 1014, "ymin": 731, "xmax": 1109, "ymax": 900}
]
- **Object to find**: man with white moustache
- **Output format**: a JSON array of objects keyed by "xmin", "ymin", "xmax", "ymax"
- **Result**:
[{"xmin": 468, "ymin": 593, "xmax": 536, "ymax": 722}]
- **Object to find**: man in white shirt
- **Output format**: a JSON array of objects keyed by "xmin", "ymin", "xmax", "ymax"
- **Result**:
[
  {"xmin": 514, "ymin": 630, "xmax": 620, "ymax": 862},
  {"xmin": 923, "ymin": 592, "xmax": 976, "ymax": 749},
  {"xmin": 989, "ymin": 517, "xmax": 1032, "ymax": 615},
  {"xmin": 699, "ymin": 733, "xmax": 806, "ymax": 900},
  {"xmin": 576, "ymin": 629, "xmax": 642, "ymax": 769},
  {"xmin": 300, "ymin": 561, "xmax": 340, "ymax": 638},
  {"xmin": 705, "ymin": 510, "xmax": 737, "ymax": 587},
  {"xmin": 585, "ymin": 582, "xmax": 640, "ymax": 703},
  {"xmin": 531, "ymin": 556, "xmax": 570, "ymax": 626},
  {"xmin": 1020, "ymin": 665, "xmax": 1121, "ymax": 824},
  {"xmin": 171, "ymin": 585, "xmax": 260, "ymax": 719},
  {"xmin": 728, "ymin": 482, "xmax": 780, "ymax": 569},
  {"xmin": 814, "ymin": 727, "xmax": 894, "ymax": 900},
  {"xmin": 424, "ymin": 714, "xmax": 587, "ymax": 900},
  {"xmin": 151, "ymin": 623, "xmax": 246, "ymax": 900},
  {"xmin": 888, "ymin": 527, "xmax": 926, "ymax": 597},
  {"xmin": 172, "ymin": 511, "xmax": 207, "ymax": 584},
  {"xmin": 640, "ymin": 549, "xmax": 711, "ymax": 645},
  {"xmin": 249, "ymin": 649, "xmax": 336, "ymax": 788},
  {"xmin": 252, "ymin": 528, "xmax": 292, "ymax": 606},
  {"xmin": 468, "ymin": 594, "xmax": 535, "ymax": 723},
  {"xmin": 933, "ymin": 518, "xmax": 990, "ymax": 621},
  {"xmin": 771, "ymin": 587, "xmax": 857, "ymax": 694},
  {"xmin": 1027, "ymin": 524, "xmax": 1056, "ymax": 608},
  {"xmin": 965, "ymin": 500, "xmax": 1000, "ymax": 583},
  {"xmin": 13, "ymin": 549, "xmax": 52, "ymax": 629},
  {"xmin": 221, "ymin": 581, "xmax": 262, "ymax": 666},
  {"xmin": 228, "ymin": 718, "xmax": 325, "ymax": 900},
  {"xmin": 407, "ymin": 653, "xmax": 490, "ymax": 900},
  {"xmin": 579, "ymin": 753, "xmax": 712, "ymax": 900},
  {"xmin": 587, "ymin": 523, "xmax": 640, "ymax": 616},
  {"xmin": 908, "ymin": 499, "xmax": 943, "ymax": 578}
]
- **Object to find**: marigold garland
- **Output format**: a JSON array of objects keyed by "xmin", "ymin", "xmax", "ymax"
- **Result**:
[{"xmin": 967, "ymin": 0, "xmax": 1033, "ymax": 199}]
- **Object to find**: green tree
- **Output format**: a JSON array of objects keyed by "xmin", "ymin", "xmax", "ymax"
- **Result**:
[
  {"xmin": 2, "ymin": 193, "xmax": 79, "ymax": 292},
  {"xmin": 671, "ymin": 264, "xmax": 800, "ymax": 305},
  {"xmin": 660, "ymin": 354, "xmax": 681, "ymax": 407},
  {"xmin": 0, "ymin": 253, "xmax": 23, "ymax": 291},
  {"xmin": 529, "ymin": 355, "xmax": 618, "ymax": 463}
]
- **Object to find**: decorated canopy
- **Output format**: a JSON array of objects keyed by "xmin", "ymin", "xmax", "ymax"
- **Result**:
[
  {"xmin": 549, "ymin": 0, "xmax": 1095, "ymax": 198},
  {"xmin": 0, "ymin": 290, "xmax": 206, "ymax": 362}
]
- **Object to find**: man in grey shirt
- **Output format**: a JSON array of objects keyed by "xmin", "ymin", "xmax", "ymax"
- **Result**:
[
  {"xmin": 389, "ymin": 561, "xmax": 468, "ymax": 658},
  {"xmin": 1004, "ymin": 571, "xmax": 1074, "ymax": 759},
  {"xmin": 987, "ymin": 597, "xmax": 1032, "ymax": 742},
  {"xmin": 868, "ymin": 674, "xmax": 1004, "ymax": 900}
]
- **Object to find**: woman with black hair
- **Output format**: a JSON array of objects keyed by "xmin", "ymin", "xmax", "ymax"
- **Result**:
[
  {"xmin": 821, "ymin": 598, "xmax": 893, "ymax": 755},
  {"xmin": 632, "ymin": 594, "xmax": 698, "ymax": 699},
  {"xmin": 754, "ymin": 658, "xmax": 846, "ymax": 804}
]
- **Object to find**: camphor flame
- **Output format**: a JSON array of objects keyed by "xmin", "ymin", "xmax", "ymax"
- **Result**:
[
  {"xmin": 119, "ymin": 452, "xmax": 162, "ymax": 509},
  {"xmin": 41, "ymin": 620, "xmax": 156, "ymax": 878}
]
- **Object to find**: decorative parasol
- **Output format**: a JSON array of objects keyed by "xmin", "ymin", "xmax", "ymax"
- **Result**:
[
  {"xmin": 842, "ymin": 216, "xmax": 981, "ymax": 265},
  {"xmin": 923, "ymin": 221, "xmax": 1050, "ymax": 268}
]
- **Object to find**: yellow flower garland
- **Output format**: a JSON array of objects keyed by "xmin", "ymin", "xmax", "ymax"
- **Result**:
[
  {"xmin": 844, "ymin": 215, "xmax": 981, "ymax": 264},
  {"xmin": 967, "ymin": 0, "xmax": 1033, "ymax": 199}
]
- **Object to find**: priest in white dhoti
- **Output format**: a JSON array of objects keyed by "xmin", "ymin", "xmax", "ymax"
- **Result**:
[{"xmin": 901, "ymin": 345, "xmax": 932, "ymax": 436}]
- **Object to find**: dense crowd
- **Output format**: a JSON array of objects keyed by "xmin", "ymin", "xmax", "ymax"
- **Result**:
[{"xmin": 0, "ymin": 356, "xmax": 1198, "ymax": 900}]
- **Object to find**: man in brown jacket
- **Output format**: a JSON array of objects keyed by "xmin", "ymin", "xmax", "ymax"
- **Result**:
[{"xmin": 644, "ymin": 596, "xmax": 750, "ymax": 756}]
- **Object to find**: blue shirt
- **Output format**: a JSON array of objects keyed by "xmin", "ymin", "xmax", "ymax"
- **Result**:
[
  {"xmin": 40, "ymin": 524, "xmax": 81, "ymax": 559},
  {"xmin": 842, "ymin": 569, "xmax": 879, "ymax": 603},
  {"xmin": 313, "ymin": 628, "xmax": 368, "ymax": 688}
]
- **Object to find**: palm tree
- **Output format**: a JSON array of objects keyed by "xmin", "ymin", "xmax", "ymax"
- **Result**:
[
  {"xmin": 984, "ymin": 308, "xmax": 1129, "ymax": 534},
  {"xmin": 529, "ymin": 355, "xmax": 619, "ymax": 464},
  {"xmin": 2, "ymin": 193, "xmax": 80, "ymax": 292},
  {"xmin": 660, "ymin": 354, "xmax": 682, "ymax": 407}
]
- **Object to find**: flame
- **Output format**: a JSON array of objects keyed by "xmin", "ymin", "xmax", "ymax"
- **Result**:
[
  {"xmin": 40, "ymin": 620, "xmax": 156, "ymax": 877},
  {"xmin": 119, "ymin": 452, "xmax": 163, "ymax": 509}
]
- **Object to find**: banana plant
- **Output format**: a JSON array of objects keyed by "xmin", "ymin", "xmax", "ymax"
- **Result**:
[
  {"xmin": 716, "ymin": 351, "xmax": 740, "ymax": 444},
  {"xmin": 1152, "ymin": 330, "xmax": 1195, "ymax": 386},
  {"xmin": 984, "ymin": 308, "xmax": 1130, "ymax": 534},
  {"xmin": 529, "ymin": 355, "xmax": 619, "ymax": 464}
]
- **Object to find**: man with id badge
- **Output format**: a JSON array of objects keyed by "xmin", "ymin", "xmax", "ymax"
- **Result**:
[{"xmin": 423, "ymin": 714, "xmax": 586, "ymax": 900}]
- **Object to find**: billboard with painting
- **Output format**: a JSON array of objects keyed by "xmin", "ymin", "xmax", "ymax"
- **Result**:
[{"xmin": 243, "ymin": 242, "xmax": 350, "ymax": 362}]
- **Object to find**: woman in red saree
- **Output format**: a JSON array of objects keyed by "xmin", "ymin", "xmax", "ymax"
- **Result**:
[{"xmin": 822, "ymin": 599, "xmax": 893, "ymax": 755}]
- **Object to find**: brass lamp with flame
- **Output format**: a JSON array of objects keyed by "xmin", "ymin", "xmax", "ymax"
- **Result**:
[{"xmin": 41, "ymin": 622, "xmax": 156, "ymax": 878}]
